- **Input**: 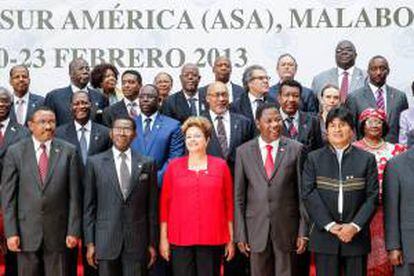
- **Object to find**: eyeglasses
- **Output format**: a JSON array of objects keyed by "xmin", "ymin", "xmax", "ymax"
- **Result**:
[{"xmin": 250, "ymin": 76, "xmax": 270, "ymax": 81}]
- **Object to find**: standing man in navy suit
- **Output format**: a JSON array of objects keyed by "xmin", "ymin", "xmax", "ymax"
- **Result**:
[
  {"xmin": 131, "ymin": 84, "xmax": 184, "ymax": 187},
  {"xmin": 199, "ymin": 57, "xmax": 244, "ymax": 105},
  {"xmin": 269, "ymin": 54, "xmax": 318, "ymax": 113},
  {"xmin": 45, "ymin": 58, "xmax": 108, "ymax": 126},
  {"xmin": 161, "ymin": 63, "xmax": 207, "ymax": 123},
  {"xmin": 9, "ymin": 65, "xmax": 44, "ymax": 126},
  {"xmin": 55, "ymin": 91, "xmax": 111, "ymax": 276}
]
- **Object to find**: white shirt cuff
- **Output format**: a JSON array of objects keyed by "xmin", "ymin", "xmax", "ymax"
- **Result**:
[{"xmin": 324, "ymin": 222, "xmax": 336, "ymax": 232}]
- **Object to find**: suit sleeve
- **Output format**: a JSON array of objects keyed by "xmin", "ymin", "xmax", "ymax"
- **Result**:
[
  {"xmin": 351, "ymin": 154, "xmax": 379, "ymax": 228},
  {"xmin": 234, "ymin": 148, "xmax": 248, "ymax": 243},
  {"xmin": 301, "ymin": 154, "xmax": 335, "ymax": 230},
  {"xmin": 1, "ymin": 149, "xmax": 19, "ymax": 237},
  {"xmin": 83, "ymin": 159, "xmax": 97, "ymax": 245},
  {"xmin": 67, "ymin": 148, "xmax": 81, "ymax": 237},
  {"xmin": 222, "ymin": 162, "xmax": 234, "ymax": 222},
  {"xmin": 383, "ymin": 158, "xmax": 401, "ymax": 250},
  {"xmin": 147, "ymin": 160, "xmax": 159, "ymax": 247},
  {"xmin": 296, "ymin": 147, "xmax": 309, "ymax": 237}
]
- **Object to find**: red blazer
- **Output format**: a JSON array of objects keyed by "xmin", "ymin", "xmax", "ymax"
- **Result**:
[{"xmin": 160, "ymin": 155, "xmax": 233, "ymax": 246}]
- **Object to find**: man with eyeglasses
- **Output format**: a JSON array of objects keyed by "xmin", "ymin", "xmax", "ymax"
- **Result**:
[
  {"xmin": 161, "ymin": 63, "xmax": 207, "ymax": 123},
  {"xmin": 84, "ymin": 116, "xmax": 158, "ymax": 276},
  {"xmin": 311, "ymin": 40, "xmax": 367, "ymax": 102},
  {"xmin": 1, "ymin": 106, "xmax": 81, "ymax": 276},
  {"xmin": 231, "ymin": 65, "xmax": 276, "ymax": 126}
]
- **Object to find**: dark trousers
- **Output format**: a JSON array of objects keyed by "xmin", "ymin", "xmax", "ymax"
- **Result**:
[
  {"xmin": 223, "ymin": 249, "xmax": 250, "ymax": 276},
  {"xmin": 5, "ymin": 250, "xmax": 18, "ymax": 276},
  {"xmin": 394, "ymin": 257, "xmax": 414, "ymax": 276},
  {"xmin": 171, "ymin": 245, "xmax": 223, "ymax": 276},
  {"xmin": 314, "ymin": 253, "xmax": 367, "ymax": 276},
  {"xmin": 297, "ymin": 251, "xmax": 310, "ymax": 276},
  {"xmin": 98, "ymin": 252, "xmax": 146, "ymax": 276},
  {"xmin": 67, "ymin": 245, "xmax": 98, "ymax": 276},
  {"xmin": 17, "ymin": 248, "xmax": 68, "ymax": 276},
  {"xmin": 250, "ymin": 236, "xmax": 296, "ymax": 276},
  {"xmin": 149, "ymin": 258, "xmax": 172, "ymax": 276}
]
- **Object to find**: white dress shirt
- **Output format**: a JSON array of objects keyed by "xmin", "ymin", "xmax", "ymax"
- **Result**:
[
  {"xmin": 32, "ymin": 137, "xmax": 52, "ymax": 163},
  {"xmin": 248, "ymin": 93, "xmax": 264, "ymax": 119},
  {"xmin": 0, "ymin": 118, "xmax": 10, "ymax": 136},
  {"xmin": 74, "ymin": 120, "xmax": 91, "ymax": 150},
  {"xmin": 258, "ymin": 136, "xmax": 279, "ymax": 165},
  {"xmin": 13, "ymin": 92, "xmax": 30, "ymax": 124},
  {"xmin": 368, "ymin": 83, "xmax": 388, "ymax": 113},
  {"xmin": 141, "ymin": 112, "xmax": 158, "ymax": 132},
  {"xmin": 210, "ymin": 110, "xmax": 231, "ymax": 147},
  {"xmin": 112, "ymin": 146, "xmax": 132, "ymax": 192},
  {"xmin": 124, "ymin": 98, "xmax": 140, "ymax": 115},
  {"xmin": 226, "ymin": 82, "xmax": 234, "ymax": 103},
  {"xmin": 71, "ymin": 84, "xmax": 88, "ymax": 93}
]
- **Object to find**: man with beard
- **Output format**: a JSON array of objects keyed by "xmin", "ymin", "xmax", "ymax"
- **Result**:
[
  {"xmin": 346, "ymin": 55, "xmax": 408, "ymax": 143},
  {"xmin": 161, "ymin": 63, "xmax": 207, "ymax": 123},
  {"xmin": 0, "ymin": 87, "xmax": 30, "ymax": 276},
  {"xmin": 45, "ymin": 58, "xmax": 108, "ymax": 126},
  {"xmin": 312, "ymin": 40, "xmax": 367, "ymax": 102},
  {"xmin": 1, "ymin": 106, "xmax": 81, "ymax": 276},
  {"xmin": 234, "ymin": 102, "xmax": 308, "ymax": 276},
  {"xmin": 103, "ymin": 70, "xmax": 143, "ymax": 127},
  {"xmin": 199, "ymin": 57, "xmax": 244, "ymax": 105},
  {"xmin": 9, "ymin": 65, "xmax": 44, "ymax": 126}
]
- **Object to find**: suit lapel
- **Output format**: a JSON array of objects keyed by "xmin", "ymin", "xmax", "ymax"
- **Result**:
[
  {"xmin": 385, "ymin": 85, "xmax": 394, "ymax": 120},
  {"xmin": 298, "ymin": 112, "xmax": 308, "ymax": 142},
  {"xmin": 134, "ymin": 115, "xmax": 147, "ymax": 154},
  {"xmin": 125, "ymin": 151, "xmax": 143, "ymax": 200},
  {"xmin": 206, "ymin": 112, "xmax": 224, "ymax": 158},
  {"xmin": 25, "ymin": 139, "xmax": 44, "ymax": 190},
  {"xmin": 363, "ymin": 85, "xmax": 377, "ymax": 106},
  {"xmin": 4, "ymin": 123, "xmax": 19, "ymax": 147},
  {"xmin": 43, "ymin": 140, "xmax": 62, "ymax": 190},
  {"xmin": 177, "ymin": 91, "xmax": 191, "ymax": 118},
  {"xmin": 330, "ymin": 68, "xmax": 339, "ymax": 87},
  {"xmin": 89, "ymin": 123, "xmax": 103, "ymax": 155},
  {"xmin": 229, "ymin": 113, "xmax": 238, "ymax": 151},
  {"xmin": 103, "ymin": 150, "xmax": 125, "ymax": 200},
  {"xmin": 269, "ymin": 137, "xmax": 287, "ymax": 180},
  {"xmin": 145, "ymin": 114, "xmax": 162, "ymax": 153},
  {"xmin": 250, "ymin": 139, "xmax": 267, "ymax": 181},
  {"xmin": 26, "ymin": 94, "xmax": 40, "ymax": 124}
]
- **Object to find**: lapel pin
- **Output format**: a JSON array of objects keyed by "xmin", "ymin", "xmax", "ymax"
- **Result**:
[
  {"xmin": 138, "ymin": 164, "xmax": 142, "ymax": 168},
  {"xmin": 94, "ymin": 135, "xmax": 99, "ymax": 141},
  {"xmin": 280, "ymin": 147, "xmax": 285, "ymax": 152},
  {"xmin": 11, "ymin": 126, "xmax": 16, "ymax": 132},
  {"xmin": 32, "ymin": 103, "xmax": 36, "ymax": 107},
  {"xmin": 55, "ymin": 148, "xmax": 60, "ymax": 153},
  {"xmin": 156, "ymin": 124, "xmax": 160, "ymax": 129}
]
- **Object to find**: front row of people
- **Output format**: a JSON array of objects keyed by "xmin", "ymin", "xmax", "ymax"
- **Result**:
[{"xmin": 0, "ymin": 101, "xmax": 412, "ymax": 276}]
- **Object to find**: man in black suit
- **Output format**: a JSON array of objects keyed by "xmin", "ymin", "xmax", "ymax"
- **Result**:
[
  {"xmin": 161, "ymin": 63, "xmax": 207, "ymax": 123},
  {"xmin": 278, "ymin": 80, "xmax": 323, "ymax": 154},
  {"xmin": 9, "ymin": 65, "xmax": 44, "ymax": 126},
  {"xmin": 84, "ymin": 117, "xmax": 158, "ymax": 276},
  {"xmin": 55, "ymin": 91, "xmax": 111, "ymax": 276},
  {"xmin": 346, "ymin": 55, "xmax": 408, "ymax": 143},
  {"xmin": 0, "ymin": 87, "xmax": 30, "ymax": 276},
  {"xmin": 199, "ymin": 57, "xmax": 244, "ymax": 105},
  {"xmin": 1, "ymin": 106, "xmax": 81, "ymax": 276},
  {"xmin": 45, "ymin": 58, "xmax": 108, "ymax": 126},
  {"xmin": 231, "ymin": 65, "xmax": 276, "ymax": 125},
  {"xmin": 103, "ymin": 70, "xmax": 142, "ymax": 127},
  {"xmin": 269, "ymin": 54, "xmax": 319, "ymax": 113}
]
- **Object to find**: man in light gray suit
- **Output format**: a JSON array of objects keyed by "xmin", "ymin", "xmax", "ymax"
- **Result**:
[
  {"xmin": 234, "ymin": 102, "xmax": 308, "ymax": 276},
  {"xmin": 1, "ymin": 106, "xmax": 81, "ymax": 276},
  {"xmin": 345, "ymin": 55, "xmax": 408, "ymax": 143},
  {"xmin": 311, "ymin": 40, "xmax": 366, "ymax": 102},
  {"xmin": 383, "ymin": 147, "xmax": 414, "ymax": 275}
]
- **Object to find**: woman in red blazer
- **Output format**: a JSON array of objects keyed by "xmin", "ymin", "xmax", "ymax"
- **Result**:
[{"xmin": 160, "ymin": 116, "xmax": 235, "ymax": 276}]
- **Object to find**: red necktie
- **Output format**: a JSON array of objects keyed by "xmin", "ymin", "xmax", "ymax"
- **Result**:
[
  {"xmin": 264, "ymin": 145, "xmax": 274, "ymax": 178},
  {"xmin": 38, "ymin": 144, "xmax": 48, "ymax": 185},
  {"xmin": 340, "ymin": 71, "xmax": 349, "ymax": 103}
]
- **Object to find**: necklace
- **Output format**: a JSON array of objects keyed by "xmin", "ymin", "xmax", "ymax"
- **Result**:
[{"xmin": 362, "ymin": 138, "xmax": 385, "ymax": 150}]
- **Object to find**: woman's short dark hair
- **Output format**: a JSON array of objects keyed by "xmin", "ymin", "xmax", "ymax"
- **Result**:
[
  {"xmin": 359, "ymin": 117, "xmax": 389, "ymax": 138},
  {"xmin": 325, "ymin": 106, "xmax": 354, "ymax": 130},
  {"xmin": 90, "ymin": 63, "xmax": 119, "ymax": 89}
]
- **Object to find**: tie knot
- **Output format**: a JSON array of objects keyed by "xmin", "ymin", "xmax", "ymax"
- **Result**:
[
  {"xmin": 343, "ymin": 71, "xmax": 348, "ymax": 76},
  {"xmin": 145, "ymin": 117, "xmax": 152, "ymax": 123},
  {"xmin": 266, "ymin": 144, "xmax": 273, "ymax": 152},
  {"xmin": 129, "ymin": 102, "xmax": 137, "ymax": 107},
  {"xmin": 286, "ymin": 116, "xmax": 294, "ymax": 123},
  {"xmin": 377, "ymin": 88, "xmax": 383, "ymax": 94},
  {"xmin": 18, "ymin": 99, "xmax": 25, "ymax": 105},
  {"xmin": 40, "ymin": 143, "xmax": 46, "ymax": 150},
  {"xmin": 120, "ymin": 152, "xmax": 127, "ymax": 160},
  {"xmin": 216, "ymin": 115, "xmax": 223, "ymax": 121},
  {"xmin": 80, "ymin": 126, "xmax": 87, "ymax": 132}
]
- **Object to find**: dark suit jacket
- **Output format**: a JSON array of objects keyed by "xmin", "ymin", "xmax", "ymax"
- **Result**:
[
  {"xmin": 102, "ymin": 100, "xmax": 129, "ymax": 128},
  {"xmin": 230, "ymin": 92, "xmax": 276, "ymax": 124},
  {"xmin": 55, "ymin": 121, "xmax": 112, "ymax": 171},
  {"xmin": 269, "ymin": 83, "xmax": 319, "ymax": 113},
  {"xmin": 45, "ymin": 85, "xmax": 108, "ymax": 126},
  {"xmin": 281, "ymin": 111, "xmax": 323, "ymax": 154},
  {"xmin": 201, "ymin": 110, "xmax": 255, "ymax": 175},
  {"xmin": 234, "ymin": 136, "xmax": 308, "ymax": 252},
  {"xmin": 199, "ymin": 82, "xmax": 244, "ymax": 104},
  {"xmin": 1, "ymin": 138, "xmax": 81, "ymax": 252},
  {"xmin": 383, "ymin": 148, "xmax": 414, "ymax": 263},
  {"xmin": 83, "ymin": 149, "xmax": 158, "ymax": 262},
  {"xmin": 9, "ymin": 93, "xmax": 44, "ymax": 126},
  {"xmin": 346, "ymin": 84, "xmax": 409, "ymax": 143},
  {"xmin": 131, "ymin": 113, "xmax": 184, "ymax": 186},
  {"xmin": 160, "ymin": 90, "xmax": 207, "ymax": 124},
  {"xmin": 0, "ymin": 121, "xmax": 30, "ymax": 175}
]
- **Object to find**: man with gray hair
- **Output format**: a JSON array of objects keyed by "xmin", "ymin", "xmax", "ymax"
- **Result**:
[
  {"xmin": 45, "ymin": 58, "xmax": 108, "ymax": 126},
  {"xmin": 231, "ymin": 65, "xmax": 276, "ymax": 124}
]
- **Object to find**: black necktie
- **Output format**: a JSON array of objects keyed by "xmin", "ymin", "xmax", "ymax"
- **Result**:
[
  {"xmin": 144, "ymin": 118, "xmax": 152, "ymax": 138},
  {"xmin": 188, "ymin": 97, "xmax": 197, "ymax": 116},
  {"xmin": 216, "ymin": 115, "xmax": 229, "ymax": 158}
]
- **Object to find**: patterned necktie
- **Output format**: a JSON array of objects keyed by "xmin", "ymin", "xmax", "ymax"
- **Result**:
[
  {"xmin": 0, "ymin": 123, "xmax": 4, "ymax": 147},
  {"xmin": 376, "ymin": 88, "xmax": 385, "ymax": 110},
  {"xmin": 286, "ymin": 117, "xmax": 298, "ymax": 139},
  {"xmin": 129, "ymin": 102, "xmax": 138, "ymax": 118},
  {"xmin": 216, "ymin": 115, "xmax": 229, "ymax": 158},
  {"xmin": 264, "ymin": 145, "xmax": 274, "ymax": 178},
  {"xmin": 16, "ymin": 99, "xmax": 25, "ymax": 125},
  {"xmin": 188, "ymin": 97, "xmax": 197, "ymax": 116},
  {"xmin": 144, "ymin": 118, "xmax": 152, "ymax": 138},
  {"xmin": 38, "ymin": 143, "xmax": 48, "ymax": 185},
  {"xmin": 79, "ymin": 127, "xmax": 88, "ymax": 165},
  {"xmin": 340, "ymin": 71, "xmax": 349, "ymax": 103},
  {"xmin": 119, "ymin": 152, "xmax": 130, "ymax": 198}
]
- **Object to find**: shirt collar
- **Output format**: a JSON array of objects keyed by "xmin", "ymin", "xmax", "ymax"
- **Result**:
[
  {"xmin": 123, "ymin": 97, "xmax": 139, "ymax": 106},
  {"xmin": 248, "ymin": 92, "xmax": 264, "ymax": 103},
  {"xmin": 368, "ymin": 82, "xmax": 386, "ymax": 95},
  {"xmin": 337, "ymin": 66, "xmax": 355, "ymax": 76},
  {"xmin": 258, "ymin": 136, "xmax": 279, "ymax": 150},
  {"xmin": 280, "ymin": 108, "xmax": 299, "ymax": 121},
  {"xmin": 183, "ymin": 91, "xmax": 199, "ymax": 101},
  {"xmin": 112, "ymin": 146, "xmax": 132, "ymax": 160},
  {"xmin": 32, "ymin": 136, "xmax": 52, "ymax": 151},
  {"xmin": 13, "ymin": 92, "xmax": 30, "ymax": 104},
  {"xmin": 74, "ymin": 120, "xmax": 92, "ymax": 132},
  {"xmin": 142, "ymin": 111, "xmax": 158, "ymax": 122},
  {"xmin": 0, "ymin": 118, "xmax": 10, "ymax": 130},
  {"xmin": 209, "ymin": 110, "xmax": 230, "ymax": 122},
  {"xmin": 71, "ymin": 84, "xmax": 88, "ymax": 93}
]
